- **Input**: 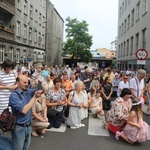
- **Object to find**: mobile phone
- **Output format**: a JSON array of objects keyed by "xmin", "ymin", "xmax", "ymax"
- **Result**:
[{"xmin": 37, "ymin": 81, "xmax": 42, "ymax": 90}]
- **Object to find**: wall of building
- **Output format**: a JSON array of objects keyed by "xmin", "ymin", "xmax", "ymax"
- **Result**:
[
  {"xmin": 117, "ymin": 0, "xmax": 150, "ymax": 71},
  {"xmin": 46, "ymin": 0, "xmax": 64, "ymax": 66}
]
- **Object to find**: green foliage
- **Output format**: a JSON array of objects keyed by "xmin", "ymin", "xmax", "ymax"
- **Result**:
[{"xmin": 63, "ymin": 17, "xmax": 93, "ymax": 63}]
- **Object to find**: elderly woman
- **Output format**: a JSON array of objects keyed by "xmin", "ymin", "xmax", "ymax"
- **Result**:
[
  {"xmin": 0, "ymin": 59, "xmax": 18, "ymax": 115},
  {"xmin": 103, "ymin": 88, "xmax": 132, "ymax": 134},
  {"xmin": 46, "ymin": 77, "xmax": 66, "ymax": 129},
  {"xmin": 67, "ymin": 81, "xmax": 85, "ymax": 129},
  {"xmin": 31, "ymin": 82, "xmax": 49, "ymax": 137}
]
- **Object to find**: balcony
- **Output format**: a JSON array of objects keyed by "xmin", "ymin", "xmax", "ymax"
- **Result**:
[
  {"xmin": 0, "ymin": 26, "xmax": 15, "ymax": 41},
  {"xmin": 0, "ymin": 0, "xmax": 15, "ymax": 15}
]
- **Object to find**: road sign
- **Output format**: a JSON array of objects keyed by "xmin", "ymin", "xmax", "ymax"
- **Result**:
[
  {"xmin": 27, "ymin": 57, "xmax": 33, "ymax": 61},
  {"xmin": 135, "ymin": 49, "xmax": 148, "ymax": 60},
  {"xmin": 137, "ymin": 60, "xmax": 146, "ymax": 65}
]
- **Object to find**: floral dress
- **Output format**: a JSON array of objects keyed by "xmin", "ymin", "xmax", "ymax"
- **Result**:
[
  {"xmin": 67, "ymin": 91, "xmax": 84, "ymax": 127},
  {"xmin": 106, "ymin": 97, "xmax": 132, "ymax": 126}
]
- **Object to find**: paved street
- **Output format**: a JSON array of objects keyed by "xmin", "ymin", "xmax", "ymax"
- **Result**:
[{"xmin": 29, "ymin": 113, "xmax": 150, "ymax": 150}]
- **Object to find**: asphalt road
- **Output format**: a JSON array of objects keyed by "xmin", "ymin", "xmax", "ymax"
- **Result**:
[{"xmin": 29, "ymin": 113, "xmax": 150, "ymax": 150}]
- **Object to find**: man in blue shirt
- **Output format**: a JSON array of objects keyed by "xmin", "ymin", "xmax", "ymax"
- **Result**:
[{"xmin": 9, "ymin": 75, "xmax": 43, "ymax": 150}]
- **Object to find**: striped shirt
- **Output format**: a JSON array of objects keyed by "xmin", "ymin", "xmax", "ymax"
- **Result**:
[{"xmin": 0, "ymin": 70, "xmax": 17, "ymax": 114}]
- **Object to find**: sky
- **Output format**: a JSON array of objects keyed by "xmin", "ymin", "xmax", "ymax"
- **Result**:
[{"xmin": 50, "ymin": 0, "xmax": 119, "ymax": 50}]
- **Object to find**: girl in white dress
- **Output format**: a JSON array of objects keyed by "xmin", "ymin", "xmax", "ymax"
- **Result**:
[{"xmin": 89, "ymin": 90, "xmax": 104, "ymax": 118}]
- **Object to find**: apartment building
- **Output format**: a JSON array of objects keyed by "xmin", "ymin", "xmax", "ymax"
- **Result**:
[
  {"xmin": 0, "ymin": 0, "xmax": 64, "ymax": 67},
  {"xmin": 117, "ymin": 0, "xmax": 150, "ymax": 71}
]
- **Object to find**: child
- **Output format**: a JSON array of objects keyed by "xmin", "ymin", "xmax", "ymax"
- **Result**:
[
  {"xmin": 89, "ymin": 90, "xmax": 104, "ymax": 118},
  {"xmin": 115, "ymin": 98, "xmax": 149, "ymax": 144}
]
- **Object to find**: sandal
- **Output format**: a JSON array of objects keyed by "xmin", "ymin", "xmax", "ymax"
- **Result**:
[{"xmin": 102, "ymin": 120, "xmax": 107, "ymax": 128}]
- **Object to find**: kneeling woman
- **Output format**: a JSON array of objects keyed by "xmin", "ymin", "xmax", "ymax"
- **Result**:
[
  {"xmin": 103, "ymin": 88, "xmax": 132, "ymax": 134},
  {"xmin": 46, "ymin": 77, "xmax": 66, "ymax": 129},
  {"xmin": 31, "ymin": 82, "xmax": 50, "ymax": 137},
  {"xmin": 67, "ymin": 81, "xmax": 85, "ymax": 129}
]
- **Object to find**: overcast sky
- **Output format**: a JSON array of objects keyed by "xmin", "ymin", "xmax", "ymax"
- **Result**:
[{"xmin": 50, "ymin": 0, "xmax": 119, "ymax": 50}]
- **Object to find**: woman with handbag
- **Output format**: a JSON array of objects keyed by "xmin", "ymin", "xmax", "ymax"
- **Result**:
[
  {"xmin": 46, "ymin": 77, "xmax": 67, "ymax": 129},
  {"xmin": 67, "ymin": 81, "xmax": 85, "ymax": 129}
]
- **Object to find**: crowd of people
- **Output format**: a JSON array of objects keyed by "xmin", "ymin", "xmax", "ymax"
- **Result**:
[{"xmin": 0, "ymin": 59, "xmax": 150, "ymax": 149}]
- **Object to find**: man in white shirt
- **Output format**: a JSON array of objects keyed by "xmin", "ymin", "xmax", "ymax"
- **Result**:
[
  {"xmin": 117, "ymin": 75, "xmax": 129, "ymax": 97},
  {"xmin": 130, "ymin": 69, "xmax": 146, "ymax": 98}
]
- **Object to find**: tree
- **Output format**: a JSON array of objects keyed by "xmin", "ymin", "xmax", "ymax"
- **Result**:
[{"xmin": 63, "ymin": 17, "xmax": 93, "ymax": 64}]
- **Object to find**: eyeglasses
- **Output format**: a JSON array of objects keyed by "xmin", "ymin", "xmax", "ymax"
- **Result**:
[{"xmin": 38, "ymin": 67, "xmax": 42, "ymax": 68}]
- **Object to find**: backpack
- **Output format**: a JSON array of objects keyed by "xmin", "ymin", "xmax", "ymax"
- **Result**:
[{"xmin": 0, "ymin": 91, "xmax": 21, "ymax": 132}]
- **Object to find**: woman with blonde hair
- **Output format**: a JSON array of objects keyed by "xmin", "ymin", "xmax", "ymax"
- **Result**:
[{"xmin": 67, "ymin": 81, "xmax": 85, "ymax": 129}]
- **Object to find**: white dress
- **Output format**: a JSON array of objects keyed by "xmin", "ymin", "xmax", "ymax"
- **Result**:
[
  {"xmin": 80, "ymin": 90, "xmax": 88, "ymax": 120},
  {"xmin": 67, "ymin": 91, "xmax": 84, "ymax": 127}
]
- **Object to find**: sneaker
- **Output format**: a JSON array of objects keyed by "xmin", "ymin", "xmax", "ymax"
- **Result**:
[
  {"xmin": 115, "ymin": 131, "xmax": 120, "ymax": 140},
  {"xmin": 78, "ymin": 124, "xmax": 85, "ymax": 127},
  {"xmin": 32, "ymin": 130, "xmax": 38, "ymax": 137}
]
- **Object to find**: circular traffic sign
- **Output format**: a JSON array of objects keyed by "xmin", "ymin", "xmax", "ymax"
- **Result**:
[{"xmin": 135, "ymin": 49, "xmax": 148, "ymax": 60}]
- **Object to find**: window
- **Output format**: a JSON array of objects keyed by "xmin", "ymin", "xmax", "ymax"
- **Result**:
[
  {"xmin": 38, "ymin": 32, "xmax": 41, "ymax": 44},
  {"xmin": 127, "ymin": 14, "xmax": 130, "ymax": 30},
  {"xmin": 143, "ymin": 0, "xmax": 148, "ymax": 15},
  {"xmin": 130, "ymin": 36, "xmax": 134, "ymax": 55},
  {"xmin": 34, "ymin": 52, "xmax": 37, "ymax": 62},
  {"xmin": 119, "ymin": 7, "xmax": 121, "ymax": 18},
  {"xmin": 29, "ymin": 28, "xmax": 32, "ymax": 41},
  {"xmin": 122, "ymin": 2, "xmax": 124, "ymax": 15},
  {"xmin": 42, "ymin": 34, "xmax": 45, "ymax": 45},
  {"xmin": 121, "ymin": 43, "xmax": 123, "ymax": 57},
  {"xmin": 125, "ymin": 0, "xmax": 127, "ymax": 10},
  {"xmin": 39, "ymin": 13, "xmax": 42, "ymax": 24},
  {"xmin": 118, "ymin": 45, "xmax": 120, "ymax": 58},
  {"xmin": 24, "ymin": 0, "xmax": 28, "ymax": 15},
  {"xmin": 127, "ymin": 39, "xmax": 129, "ymax": 56},
  {"xmin": 131, "ymin": 9, "xmax": 134, "ymax": 26},
  {"xmin": 135, "ymin": 33, "xmax": 139, "ymax": 52},
  {"xmin": 124, "ymin": 19, "xmax": 126, "ymax": 33},
  {"xmin": 35, "ymin": 9, "xmax": 38, "ymax": 22},
  {"xmin": 16, "ymin": 21, "xmax": 21, "ymax": 36},
  {"xmin": 34, "ymin": 30, "xmax": 37, "ymax": 43},
  {"xmin": 17, "ymin": 0, "xmax": 21, "ymax": 10},
  {"xmin": 30, "ymin": 5, "xmax": 33, "ymax": 19},
  {"xmin": 142, "ymin": 28, "xmax": 146, "ymax": 49},
  {"xmin": 136, "ymin": 1, "xmax": 140, "ymax": 21},
  {"xmin": 0, "ymin": 16, "xmax": 4, "ymax": 26},
  {"xmin": 0, "ymin": 45, "xmax": 5, "ymax": 63},
  {"xmin": 16, "ymin": 49, "xmax": 20, "ymax": 63},
  {"xmin": 23, "ymin": 24, "xmax": 27, "ymax": 39},
  {"xmin": 121, "ymin": 23, "xmax": 123, "ymax": 35},
  {"xmin": 123, "ymin": 41, "xmax": 126, "ymax": 57},
  {"xmin": 8, "ymin": 47, "xmax": 13, "ymax": 61}
]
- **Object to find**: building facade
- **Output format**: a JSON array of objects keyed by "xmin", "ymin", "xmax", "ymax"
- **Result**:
[
  {"xmin": 0, "ymin": 0, "xmax": 64, "ymax": 67},
  {"xmin": 46, "ymin": 0, "xmax": 64, "ymax": 66},
  {"xmin": 117, "ymin": 0, "xmax": 150, "ymax": 71}
]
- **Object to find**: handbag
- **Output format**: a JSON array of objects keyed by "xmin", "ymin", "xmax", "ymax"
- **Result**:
[
  {"xmin": 47, "ymin": 108, "xmax": 59, "ymax": 118},
  {"xmin": 0, "ymin": 91, "xmax": 22, "ymax": 132},
  {"xmin": 0, "ymin": 108, "xmax": 16, "ymax": 132}
]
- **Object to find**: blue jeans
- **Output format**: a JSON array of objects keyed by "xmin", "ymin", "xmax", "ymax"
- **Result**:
[
  {"xmin": 0, "ymin": 134, "xmax": 12, "ymax": 150},
  {"xmin": 11, "ymin": 125, "xmax": 31, "ymax": 150}
]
